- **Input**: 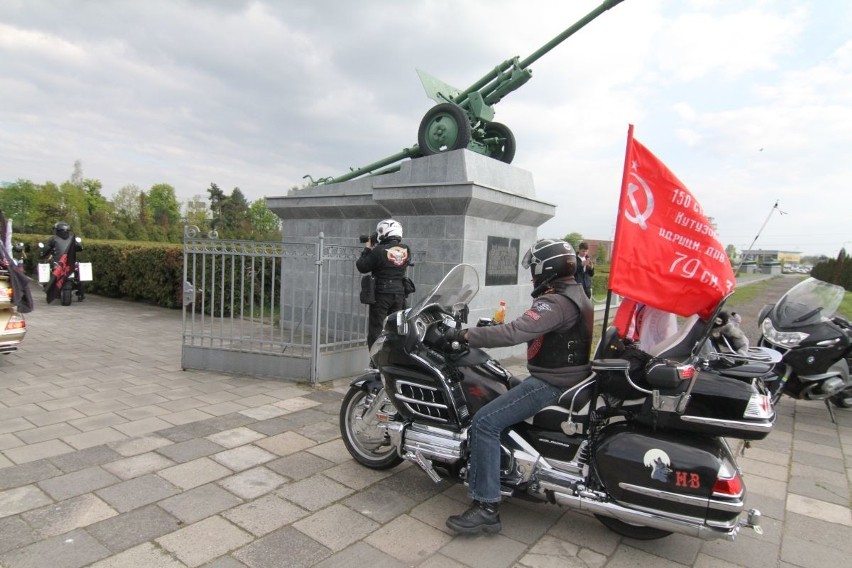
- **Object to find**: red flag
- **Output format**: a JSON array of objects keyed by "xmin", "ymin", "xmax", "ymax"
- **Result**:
[{"xmin": 609, "ymin": 126, "xmax": 735, "ymax": 319}]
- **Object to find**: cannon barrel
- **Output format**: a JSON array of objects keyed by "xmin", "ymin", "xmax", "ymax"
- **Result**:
[
  {"xmin": 307, "ymin": 0, "xmax": 626, "ymax": 185},
  {"xmin": 454, "ymin": 0, "xmax": 625, "ymax": 108},
  {"xmin": 323, "ymin": 145, "xmax": 422, "ymax": 185}
]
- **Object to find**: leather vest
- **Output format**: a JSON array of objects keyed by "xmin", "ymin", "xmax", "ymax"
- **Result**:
[{"xmin": 527, "ymin": 283, "xmax": 593, "ymax": 368}]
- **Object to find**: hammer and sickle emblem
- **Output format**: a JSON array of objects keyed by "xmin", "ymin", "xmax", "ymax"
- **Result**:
[{"xmin": 624, "ymin": 172, "xmax": 655, "ymax": 230}]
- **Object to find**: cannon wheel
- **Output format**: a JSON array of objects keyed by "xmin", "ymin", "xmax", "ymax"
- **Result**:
[
  {"xmin": 483, "ymin": 122, "xmax": 516, "ymax": 163},
  {"xmin": 418, "ymin": 103, "xmax": 471, "ymax": 155}
]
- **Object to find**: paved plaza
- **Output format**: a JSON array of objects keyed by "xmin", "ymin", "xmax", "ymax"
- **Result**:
[{"xmin": 1, "ymin": 282, "xmax": 851, "ymax": 567}]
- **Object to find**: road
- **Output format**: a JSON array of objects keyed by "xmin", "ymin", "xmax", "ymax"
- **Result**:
[{"xmin": 1, "ymin": 277, "xmax": 850, "ymax": 567}]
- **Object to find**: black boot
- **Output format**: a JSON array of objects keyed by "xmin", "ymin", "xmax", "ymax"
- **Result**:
[{"xmin": 446, "ymin": 501, "xmax": 501, "ymax": 534}]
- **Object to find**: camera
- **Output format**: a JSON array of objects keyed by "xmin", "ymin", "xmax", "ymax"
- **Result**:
[{"xmin": 359, "ymin": 232, "xmax": 378, "ymax": 245}]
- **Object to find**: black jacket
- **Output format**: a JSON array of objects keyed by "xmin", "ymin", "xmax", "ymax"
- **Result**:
[
  {"xmin": 355, "ymin": 237, "xmax": 412, "ymax": 294},
  {"xmin": 466, "ymin": 276, "xmax": 593, "ymax": 388}
]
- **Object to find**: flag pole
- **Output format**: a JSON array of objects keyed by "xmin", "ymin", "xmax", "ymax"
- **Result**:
[
  {"xmin": 601, "ymin": 123, "xmax": 635, "ymax": 333},
  {"xmin": 734, "ymin": 199, "xmax": 784, "ymax": 276}
]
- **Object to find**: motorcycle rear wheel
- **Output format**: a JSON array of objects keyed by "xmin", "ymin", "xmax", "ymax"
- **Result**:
[
  {"xmin": 339, "ymin": 387, "xmax": 403, "ymax": 469},
  {"xmin": 594, "ymin": 514, "xmax": 672, "ymax": 540},
  {"xmin": 61, "ymin": 288, "xmax": 72, "ymax": 306}
]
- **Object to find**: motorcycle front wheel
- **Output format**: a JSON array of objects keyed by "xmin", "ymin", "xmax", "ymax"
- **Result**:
[{"xmin": 339, "ymin": 387, "xmax": 403, "ymax": 469}]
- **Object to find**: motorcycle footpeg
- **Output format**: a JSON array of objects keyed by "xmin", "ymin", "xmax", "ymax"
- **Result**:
[{"xmin": 405, "ymin": 451, "xmax": 443, "ymax": 483}]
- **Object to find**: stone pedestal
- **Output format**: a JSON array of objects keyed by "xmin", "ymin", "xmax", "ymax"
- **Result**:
[{"xmin": 266, "ymin": 149, "xmax": 555, "ymax": 362}]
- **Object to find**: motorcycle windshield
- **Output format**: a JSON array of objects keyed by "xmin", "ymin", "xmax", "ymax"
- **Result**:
[
  {"xmin": 408, "ymin": 264, "xmax": 480, "ymax": 320},
  {"xmin": 772, "ymin": 277, "xmax": 845, "ymax": 329}
]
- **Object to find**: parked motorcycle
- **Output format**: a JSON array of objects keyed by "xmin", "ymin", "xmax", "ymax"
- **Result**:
[
  {"xmin": 340, "ymin": 264, "xmax": 771, "ymax": 541},
  {"xmin": 757, "ymin": 277, "xmax": 852, "ymax": 421},
  {"xmin": 38, "ymin": 238, "xmax": 88, "ymax": 306}
]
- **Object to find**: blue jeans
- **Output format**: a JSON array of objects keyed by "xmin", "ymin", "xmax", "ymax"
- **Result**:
[{"xmin": 466, "ymin": 376, "xmax": 563, "ymax": 503}]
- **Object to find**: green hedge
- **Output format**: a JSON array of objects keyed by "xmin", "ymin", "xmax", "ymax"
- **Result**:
[{"xmin": 18, "ymin": 235, "xmax": 184, "ymax": 308}]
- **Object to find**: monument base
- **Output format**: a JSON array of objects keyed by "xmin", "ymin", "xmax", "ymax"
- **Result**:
[{"xmin": 267, "ymin": 149, "xmax": 556, "ymax": 363}]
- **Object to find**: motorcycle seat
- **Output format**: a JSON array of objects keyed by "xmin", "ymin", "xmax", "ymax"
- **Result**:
[{"xmin": 528, "ymin": 377, "xmax": 595, "ymax": 432}]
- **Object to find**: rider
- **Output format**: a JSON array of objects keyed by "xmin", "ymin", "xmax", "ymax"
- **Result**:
[
  {"xmin": 442, "ymin": 238, "xmax": 593, "ymax": 534},
  {"xmin": 42, "ymin": 221, "xmax": 85, "ymax": 301}
]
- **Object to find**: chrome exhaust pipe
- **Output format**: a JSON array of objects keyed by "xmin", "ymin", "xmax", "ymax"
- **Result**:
[{"xmin": 539, "ymin": 483, "xmax": 759, "ymax": 541}]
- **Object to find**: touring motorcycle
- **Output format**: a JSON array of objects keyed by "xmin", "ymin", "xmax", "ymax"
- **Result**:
[
  {"xmin": 340, "ymin": 264, "xmax": 772, "ymax": 540},
  {"xmin": 757, "ymin": 277, "xmax": 852, "ymax": 421}
]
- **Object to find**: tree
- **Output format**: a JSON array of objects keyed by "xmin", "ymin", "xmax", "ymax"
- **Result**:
[
  {"xmin": 82, "ymin": 179, "xmax": 109, "ymax": 216},
  {"xmin": 147, "ymin": 183, "xmax": 181, "ymax": 227},
  {"xmin": 0, "ymin": 179, "xmax": 39, "ymax": 231},
  {"xmin": 725, "ymin": 244, "xmax": 737, "ymax": 261},
  {"xmin": 248, "ymin": 198, "xmax": 281, "ymax": 238},
  {"xmin": 595, "ymin": 244, "xmax": 608, "ymax": 263},
  {"xmin": 563, "ymin": 232, "xmax": 583, "ymax": 249},
  {"xmin": 207, "ymin": 183, "xmax": 226, "ymax": 227},
  {"xmin": 220, "ymin": 187, "xmax": 250, "ymax": 237},
  {"xmin": 70, "ymin": 159, "xmax": 84, "ymax": 186},
  {"xmin": 112, "ymin": 184, "xmax": 142, "ymax": 220}
]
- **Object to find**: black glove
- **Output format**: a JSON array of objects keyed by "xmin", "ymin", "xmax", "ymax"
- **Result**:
[{"xmin": 442, "ymin": 327, "xmax": 468, "ymax": 351}]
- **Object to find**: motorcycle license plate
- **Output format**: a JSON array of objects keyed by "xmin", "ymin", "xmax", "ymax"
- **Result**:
[
  {"xmin": 78, "ymin": 263, "xmax": 93, "ymax": 282},
  {"xmin": 37, "ymin": 264, "xmax": 51, "ymax": 283}
]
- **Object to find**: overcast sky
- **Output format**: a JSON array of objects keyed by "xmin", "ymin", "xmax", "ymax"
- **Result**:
[{"xmin": 1, "ymin": 0, "xmax": 849, "ymax": 257}]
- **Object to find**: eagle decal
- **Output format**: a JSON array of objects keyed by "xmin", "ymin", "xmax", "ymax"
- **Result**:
[{"xmin": 385, "ymin": 246, "xmax": 409, "ymax": 267}]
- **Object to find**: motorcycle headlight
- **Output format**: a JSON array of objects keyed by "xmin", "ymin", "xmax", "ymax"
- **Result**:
[{"xmin": 761, "ymin": 318, "xmax": 808, "ymax": 348}]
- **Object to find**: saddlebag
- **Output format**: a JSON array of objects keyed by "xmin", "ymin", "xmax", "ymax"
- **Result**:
[
  {"xmin": 634, "ymin": 371, "xmax": 775, "ymax": 440},
  {"xmin": 595, "ymin": 424, "xmax": 745, "ymax": 527}
]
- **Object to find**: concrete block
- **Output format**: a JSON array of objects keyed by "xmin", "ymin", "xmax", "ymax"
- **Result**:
[
  {"xmin": 159, "ymin": 483, "xmax": 243, "ymax": 524},
  {"xmin": 23, "ymin": 493, "xmax": 117, "ymax": 538},
  {"xmin": 156, "ymin": 515, "xmax": 253, "ymax": 567},
  {"xmin": 86, "ymin": 504, "xmax": 182, "ymax": 554},
  {"xmin": 37, "ymin": 466, "xmax": 120, "ymax": 500},
  {"xmin": 95, "ymin": 474, "xmax": 180, "ymax": 513}
]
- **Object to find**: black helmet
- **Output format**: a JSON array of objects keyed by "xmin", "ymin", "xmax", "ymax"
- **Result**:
[
  {"xmin": 522, "ymin": 239, "xmax": 577, "ymax": 284},
  {"xmin": 54, "ymin": 221, "xmax": 70, "ymax": 239}
]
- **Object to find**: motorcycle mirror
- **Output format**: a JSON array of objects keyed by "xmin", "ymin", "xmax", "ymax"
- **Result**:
[{"xmin": 452, "ymin": 304, "xmax": 469, "ymax": 325}]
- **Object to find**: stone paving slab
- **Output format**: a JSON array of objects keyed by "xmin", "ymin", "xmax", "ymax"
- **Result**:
[{"xmin": 1, "ymin": 280, "xmax": 851, "ymax": 567}]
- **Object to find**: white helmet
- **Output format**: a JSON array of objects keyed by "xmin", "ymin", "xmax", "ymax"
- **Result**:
[{"xmin": 376, "ymin": 219, "xmax": 402, "ymax": 242}]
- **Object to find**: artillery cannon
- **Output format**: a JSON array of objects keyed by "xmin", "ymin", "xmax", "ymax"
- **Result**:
[{"xmin": 310, "ymin": 0, "xmax": 625, "ymax": 185}]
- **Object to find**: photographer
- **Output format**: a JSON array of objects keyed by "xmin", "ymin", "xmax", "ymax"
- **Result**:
[
  {"xmin": 355, "ymin": 219, "xmax": 412, "ymax": 349},
  {"xmin": 574, "ymin": 241, "xmax": 594, "ymax": 299}
]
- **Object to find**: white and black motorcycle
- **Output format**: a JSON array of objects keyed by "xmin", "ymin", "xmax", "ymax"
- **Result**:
[
  {"xmin": 340, "ymin": 264, "xmax": 773, "ymax": 541},
  {"xmin": 757, "ymin": 277, "xmax": 852, "ymax": 421}
]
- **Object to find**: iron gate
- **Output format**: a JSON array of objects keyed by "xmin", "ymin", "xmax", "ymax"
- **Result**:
[{"xmin": 181, "ymin": 230, "xmax": 418, "ymax": 383}]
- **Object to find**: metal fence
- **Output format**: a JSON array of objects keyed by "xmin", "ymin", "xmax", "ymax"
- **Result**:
[{"xmin": 181, "ymin": 231, "xmax": 416, "ymax": 383}]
